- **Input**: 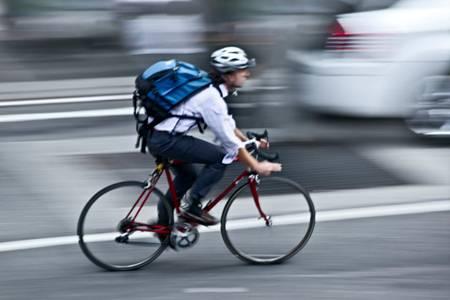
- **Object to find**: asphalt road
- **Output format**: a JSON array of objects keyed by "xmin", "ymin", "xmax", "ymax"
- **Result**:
[{"xmin": 0, "ymin": 212, "xmax": 449, "ymax": 300}]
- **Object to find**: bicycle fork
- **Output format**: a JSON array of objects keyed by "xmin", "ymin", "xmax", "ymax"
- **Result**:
[{"xmin": 248, "ymin": 175, "xmax": 272, "ymax": 227}]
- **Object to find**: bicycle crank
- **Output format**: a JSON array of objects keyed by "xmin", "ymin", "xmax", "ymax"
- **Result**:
[{"xmin": 170, "ymin": 222, "xmax": 200, "ymax": 250}]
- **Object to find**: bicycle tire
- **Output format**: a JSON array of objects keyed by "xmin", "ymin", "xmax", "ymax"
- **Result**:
[
  {"xmin": 77, "ymin": 181, "xmax": 172, "ymax": 271},
  {"xmin": 220, "ymin": 176, "xmax": 315, "ymax": 264}
]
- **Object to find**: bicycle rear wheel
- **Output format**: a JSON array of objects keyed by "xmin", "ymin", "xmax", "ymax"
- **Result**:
[
  {"xmin": 221, "ymin": 176, "xmax": 315, "ymax": 264},
  {"xmin": 77, "ymin": 181, "xmax": 172, "ymax": 271}
]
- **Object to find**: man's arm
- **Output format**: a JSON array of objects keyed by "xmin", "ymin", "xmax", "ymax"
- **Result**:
[
  {"xmin": 235, "ymin": 127, "xmax": 269, "ymax": 149},
  {"xmin": 234, "ymin": 128, "xmax": 248, "ymax": 142},
  {"xmin": 237, "ymin": 148, "xmax": 281, "ymax": 176},
  {"xmin": 200, "ymin": 91, "xmax": 279, "ymax": 174}
]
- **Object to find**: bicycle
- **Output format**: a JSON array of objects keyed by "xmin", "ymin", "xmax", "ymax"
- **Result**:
[{"xmin": 77, "ymin": 130, "xmax": 315, "ymax": 271}]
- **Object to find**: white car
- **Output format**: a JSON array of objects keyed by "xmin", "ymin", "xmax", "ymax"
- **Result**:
[{"xmin": 288, "ymin": 0, "xmax": 450, "ymax": 137}]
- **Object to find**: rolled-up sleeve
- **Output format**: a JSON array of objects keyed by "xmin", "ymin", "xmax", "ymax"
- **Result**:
[{"xmin": 200, "ymin": 92, "xmax": 244, "ymax": 164}]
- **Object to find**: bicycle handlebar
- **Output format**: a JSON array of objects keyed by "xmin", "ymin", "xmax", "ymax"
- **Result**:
[
  {"xmin": 257, "ymin": 149, "xmax": 279, "ymax": 162},
  {"xmin": 246, "ymin": 129, "xmax": 268, "ymax": 140},
  {"xmin": 245, "ymin": 130, "xmax": 279, "ymax": 162}
]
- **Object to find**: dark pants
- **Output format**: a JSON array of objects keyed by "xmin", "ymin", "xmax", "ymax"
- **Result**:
[{"xmin": 147, "ymin": 130, "xmax": 228, "ymax": 223}]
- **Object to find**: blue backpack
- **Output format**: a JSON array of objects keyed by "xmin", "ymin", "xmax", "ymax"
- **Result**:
[{"xmin": 133, "ymin": 60, "xmax": 213, "ymax": 153}]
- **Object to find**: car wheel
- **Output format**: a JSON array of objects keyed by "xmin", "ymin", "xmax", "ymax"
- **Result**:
[{"xmin": 405, "ymin": 75, "xmax": 450, "ymax": 139}]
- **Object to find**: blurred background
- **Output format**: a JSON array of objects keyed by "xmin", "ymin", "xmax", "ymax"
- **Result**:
[{"xmin": 0, "ymin": 0, "xmax": 449, "ymax": 299}]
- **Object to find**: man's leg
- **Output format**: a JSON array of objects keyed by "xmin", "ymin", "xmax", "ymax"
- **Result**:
[
  {"xmin": 169, "ymin": 136, "xmax": 227, "ymax": 224},
  {"xmin": 148, "ymin": 132, "xmax": 228, "ymax": 225},
  {"xmin": 158, "ymin": 163, "xmax": 197, "ymax": 225},
  {"xmin": 179, "ymin": 161, "xmax": 227, "ymax": 225},
  {"xmin": 189, "ymin": 163, "xmax": 227, "ymax": 200},
  {"xmin": 165, "ymin": 135, "xmax": 227, "ymax": 198}
]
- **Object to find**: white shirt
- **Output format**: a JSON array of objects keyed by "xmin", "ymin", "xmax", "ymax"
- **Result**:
[{"xmin": 151, "ymin": 84, "xmax": 244, "ymax": 164}]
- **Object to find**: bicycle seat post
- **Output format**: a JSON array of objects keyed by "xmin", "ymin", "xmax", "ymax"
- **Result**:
[{"xmin": 145, "ymin": 156, "xmax": 167, "ymax": 189}]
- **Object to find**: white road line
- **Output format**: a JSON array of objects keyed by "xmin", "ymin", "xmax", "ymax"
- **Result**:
[
  {"xmin": 0, "ymin": 199, "xmax": 449, "ymax": 253},
  {"xmin": 209, "ymin": 265, "xmax": 448, "ymax": 280},
  {"xmin": 0, "ymin": 236, "xmax": 78, "ymax": 252},
  {"xmin": 183, "ymin": 288, "xmax": 249, "ymax": 293},
  {"xmin": 317, "ymin": 200, "xmax": 450, "ymax": 223},
  {"xmin": 226, "ymin": 101, "xmax": 284, "ymax": 108},
  {"xmin": 0, "ymin": 94, "xmax": 130, "ymax": 107},
  {"xmin": 0, "ymin": 107, "xmax": 133, "ymax": 122},
  {"xmin": 0, "ymin": 102, "xmax": 282, "ymax": 123},
  {"xmin": 0, "ymin": 86, "xmax": 287, "ymax": 108},
  {"xmin": 423, "ymin": 130, "xmax": 450, "ymax": 136},
  {"xmin": 241, "ymin": 86, "xmax": 287, "ymax": 92},
  {"xmin": 130, "ymin": 48, "xmax": 206, "ymax": 55}
]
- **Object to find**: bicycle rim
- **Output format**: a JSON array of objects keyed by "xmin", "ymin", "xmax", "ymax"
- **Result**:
[
  {"xmin": 221, "ymin": 176, "xmax": 315, "ymax": 264},
  {"xmin": 77, "ymin": 181, "xmax": 172, "ymax": 271}
]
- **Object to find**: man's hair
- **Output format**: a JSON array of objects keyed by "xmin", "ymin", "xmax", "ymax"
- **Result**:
[{"xmin": 209, "ymin": 69, "xmax": 225, "ymax": 85}]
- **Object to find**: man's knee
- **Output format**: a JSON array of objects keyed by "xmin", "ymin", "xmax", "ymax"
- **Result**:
[{"xmin": 205, "ymin": 162, "xmax": 227, "ymax": 181}]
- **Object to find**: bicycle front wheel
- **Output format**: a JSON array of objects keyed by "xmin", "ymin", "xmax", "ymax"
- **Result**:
[
  {"xmin": 221, "ymin": 176, "xmax": 315, "ymax": 264},
  {"xmin": 77, "ymin": 181, "xmax": 172, "ymax": 271}
]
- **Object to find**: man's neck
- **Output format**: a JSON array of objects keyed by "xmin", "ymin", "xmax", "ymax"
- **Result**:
[{"xmin": 218, "ymin": 83, "xmax": 230, "ymax": 98}]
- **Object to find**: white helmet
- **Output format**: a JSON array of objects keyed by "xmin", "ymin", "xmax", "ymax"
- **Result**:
[{"xmin": 210, "ymin": 46, "xmax": 256, "ymax": 73}]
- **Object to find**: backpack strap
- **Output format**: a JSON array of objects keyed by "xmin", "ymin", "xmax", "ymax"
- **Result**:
[
  {"xmin": 134, "ymin": 83, "xmax": 218, "ymax": 154},
  {"xmin": 168, "ymin": 113, "xmax": 206, "ymax": 133},
  {"xmin": 133, "ymin": 91, "xmax": 149, "ymax": 153},
  {"xmin": 213, "ymin": 83, "xmax": 223, "ymax": 98},
  {"xmin": 136, "ymin": 123, "xmax": 150, "ymax": 153}
]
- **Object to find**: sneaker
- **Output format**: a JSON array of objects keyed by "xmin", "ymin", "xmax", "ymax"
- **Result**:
[
  {"xmin": 180, "ymin": 206, "xmax": 219, "ymax": 226},
  {"xmin": 179, "ymin": 192, "xmax": 219, "ymax": 226}
]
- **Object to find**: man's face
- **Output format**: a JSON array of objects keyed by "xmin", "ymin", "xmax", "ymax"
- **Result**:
[{"xmin": 224, "ymin": 69, "xmax": 251, "ymax": 88}]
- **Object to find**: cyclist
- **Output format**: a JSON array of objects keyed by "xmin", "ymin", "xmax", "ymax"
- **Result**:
[{"xmin": 147, "ymin": 46, "xmax": 282, "ymax": 226}]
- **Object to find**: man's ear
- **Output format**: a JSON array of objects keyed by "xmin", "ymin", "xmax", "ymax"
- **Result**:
[
  {"xmin": 222, "ymin": 73, "xmax": 231, "ymax": 80},
  {"xmin": 223, "ymin": 72, "xmax": 236, "ymax": 83}
]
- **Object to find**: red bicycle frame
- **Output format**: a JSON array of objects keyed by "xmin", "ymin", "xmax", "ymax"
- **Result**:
[{"xmin": 123, "ymin": 161, "xmax": 271, "ymax": 234}]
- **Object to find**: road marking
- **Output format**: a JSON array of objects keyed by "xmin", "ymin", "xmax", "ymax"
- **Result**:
[
  {"xmin": 0, "ymin": 199, "xmax": 449, "ymax": 253},
  {"xmin": 209, "ymin": 265, "xmax": 448, "ymax": 280},
  {"xmin": 183, "ymin": 288, "xmax": 248, "ymax": 293},
  {"xmin": 226, "ymin": 101, "xmax": 285, "ymax": 108},
  {"xmin": 0, "ymin": 94, "xmax": 130, "ymax": 107},
  {"xmin": 423, "ymin": 130, "xmax": 450, "ymax": 136},
  {"xmin": 0, "ymin": 236, "xmax": 78, "ymax": 252},
  {"xmin": 0, "ymin": 107, "xmax": 133, "ymax": 122},
  {"xmin": 317, "ymin": 200, "xmax": 450, "ymax": 223},
  {"xmin": 0, "ymin": 102, "xmax": 284, "ymax": 123},
  {"xmin": 130, "ymin": 48, "xmax": 206, "ymax": 55},
  {"xmin": 0, "ymin": 86, "xmax": 287, "ymax": 108}
]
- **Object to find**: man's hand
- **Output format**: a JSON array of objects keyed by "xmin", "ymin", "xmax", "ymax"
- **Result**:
[
  {"xmin": 254, "ymin": 161, "xmax": 282, "ymax": 176},
  {"xmin": 238, "ymin": 146, "xmax": 281, "ymax": 177},
  {"xmin": 259, "ymin": 138, "xmax": 269, "ymax": 149}
]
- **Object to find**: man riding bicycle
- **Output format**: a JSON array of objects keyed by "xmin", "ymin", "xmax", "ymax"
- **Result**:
[{"xmin": 147, "ymin": 46, "xmax": 282, "ymax": 226}]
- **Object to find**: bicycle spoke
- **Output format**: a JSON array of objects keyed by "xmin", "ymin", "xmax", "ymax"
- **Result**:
[
  {"xmin": 221, "ymin": 177, "xmax": 315, "ymax": 264},
  {"xmin": 77, "ymin": 181, "xmax": 172, "ymax": 271}
]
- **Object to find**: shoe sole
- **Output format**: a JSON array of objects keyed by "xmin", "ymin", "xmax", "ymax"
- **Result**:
[{"xmin": 179, "ymin": 212, "xmax": 219, "ymax": 226}]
